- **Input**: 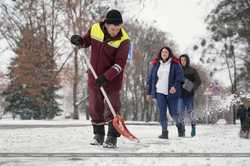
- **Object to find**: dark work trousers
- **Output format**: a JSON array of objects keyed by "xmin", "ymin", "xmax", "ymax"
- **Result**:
[{"xmin": 88, "ymin": 86, "xmax": 121, "ymax": 125}]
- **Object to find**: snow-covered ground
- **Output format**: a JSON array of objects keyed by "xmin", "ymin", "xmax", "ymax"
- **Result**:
[{"xmin": 0, "ymin": 120, "xmax": 249, "ymax": 166}]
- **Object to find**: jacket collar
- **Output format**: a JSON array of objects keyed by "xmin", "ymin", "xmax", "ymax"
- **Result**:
[
  {"xmin": 151, "ymin": 56, "xmax": 180, "ymax": 65},
  {"xmin": 100, "ymin": 22, "xmax": 123, "ymax": 42}
]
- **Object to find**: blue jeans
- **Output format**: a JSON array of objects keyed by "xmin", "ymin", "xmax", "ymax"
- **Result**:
[
  {"xmin": 178, "ymin": 96, "xmax": 196, "ymax": 126},
  {"xmin": 156, "ymin": 93, "xmax": 178, "ymax": 130}
]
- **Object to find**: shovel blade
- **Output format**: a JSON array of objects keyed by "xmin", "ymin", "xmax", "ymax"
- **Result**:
[{"xmin": 112, "ymin": 115, "xmax": 139, "ymax": 142}]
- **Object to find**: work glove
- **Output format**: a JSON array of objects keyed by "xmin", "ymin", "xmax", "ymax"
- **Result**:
[
  {"xmin": 95, "ymin": 75, "xmax": 108, "ymax": 87},
  {"xmin": 70, "ymin": 35, "xmax": 84, "ymax": 46}
]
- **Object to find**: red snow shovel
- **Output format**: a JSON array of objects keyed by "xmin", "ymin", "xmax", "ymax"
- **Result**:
[{"xmin": 82, "ymin": 53, "xmax": 139, "ymax": 143}]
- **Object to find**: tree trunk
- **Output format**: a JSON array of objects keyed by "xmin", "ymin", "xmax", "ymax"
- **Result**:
[
  {"xmin": 72, "ymin": 48, "xmax": 79, "ymax": 119},
  {"xmin": 231, "ymin": 42, "xmax": 237, "ymax": 124},
  {"xmin": 140, "ymin": 63, "xmax": 146, "ymax": 121}
]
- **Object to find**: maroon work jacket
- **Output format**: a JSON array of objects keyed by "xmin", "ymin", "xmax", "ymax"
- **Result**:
[{"xmin": 81, "ymin": 22, "xmax": 130, "ymax": 91}]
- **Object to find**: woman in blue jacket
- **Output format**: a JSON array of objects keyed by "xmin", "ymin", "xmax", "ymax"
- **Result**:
[{"xmin": 147, "ymin": 46, "xmax": 184, "ymax": 139}]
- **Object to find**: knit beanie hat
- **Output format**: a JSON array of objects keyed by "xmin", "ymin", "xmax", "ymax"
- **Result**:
[{"xmin": 104, "ymin": 9, "xmax": 123, "ymax": 25}]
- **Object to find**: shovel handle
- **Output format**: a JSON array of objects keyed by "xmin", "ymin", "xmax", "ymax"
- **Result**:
[{"xmin": 82, "ymin": 53, "xmax": 117, "ymax": 117}]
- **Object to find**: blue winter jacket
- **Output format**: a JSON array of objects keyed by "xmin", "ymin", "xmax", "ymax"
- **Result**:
[{"xmin": 147, "ymin": 57, "xmax": 184, "ymax": 99}]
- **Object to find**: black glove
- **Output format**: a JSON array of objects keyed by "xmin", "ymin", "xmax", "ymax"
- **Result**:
[
  {"xmin": 70, "ymin": 35, "xmax": 84, "ymax": 46},
  {"xmin": 96, "ymin": 75, "xmax": 108, "ymax": 87}
]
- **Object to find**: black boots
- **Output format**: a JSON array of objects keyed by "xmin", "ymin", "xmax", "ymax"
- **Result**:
[
  {"xmin": 158, "ymin": 129, "xmax": 168, "ymax": 139},
  {"xmin": 177, "ymin": 123, "xmax": 195, "ymax": 137},
  {"xmin": 177, "ymin": 123, "xmax": 185, "ymax": 137},
  {"xmin": 91, "ymin": 122, "xmax": 119, "ymax": 148}
]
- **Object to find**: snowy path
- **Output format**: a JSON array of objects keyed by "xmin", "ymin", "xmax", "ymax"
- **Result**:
[{"xmin": 0, "ymin": 122, "xmax": 249, "ymax": 165}]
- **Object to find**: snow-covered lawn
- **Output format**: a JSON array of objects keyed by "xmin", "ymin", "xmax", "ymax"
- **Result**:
[{"xmin": 0, "ymin": 120, "xmax": 249, "ymax": 166}]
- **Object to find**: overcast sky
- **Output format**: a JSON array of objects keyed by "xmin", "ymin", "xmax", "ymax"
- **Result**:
[{"xmin": 127, "ymin": 0, "xmax": 216, "ymax": 53}]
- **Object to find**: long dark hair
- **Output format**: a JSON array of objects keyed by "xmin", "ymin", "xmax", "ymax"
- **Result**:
[
  {"xmin": 150, "ymin": 46, "xmax": 179, "ymax": 65},
  {"xmin": 179, "ymin": 54, "xmax": 190, "ymax": 67},
  {"xmin": 157, "ymin": 46, "xmax": 173, "ymax": 61}
]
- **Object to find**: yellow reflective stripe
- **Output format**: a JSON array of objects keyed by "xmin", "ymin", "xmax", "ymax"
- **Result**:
[
  {"xmin": 107, "ymin": 42, "xmax": 119, "ymax": 48},
  {"xmin": 91, "ymin": 35, "xmax": 103, "ymax": 42},
  {"xmin": 90, "ymin": 23, "xmax": 130, "ymax": 48},
  {"xmin": 90, "ymin": 23, "xmax": 104, "ymax": 42}
]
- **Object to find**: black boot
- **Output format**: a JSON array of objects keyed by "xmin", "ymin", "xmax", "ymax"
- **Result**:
[
  {"xmin": 176, "ymin": 124, "xmax": 181, "ymax": 137},
  {"xmin": 181, "ymin": 124, "xmax": 185, "ymax": 137},
  {"xmin": 103, "ymin": 136, "xmax": 117, "ymax": 148},
  {"xmin": 158, "ymin": 129, "xmax": 168, "ymax": 139},
  {"xmin": 107, "ymin": 121, "xmax": 121, "ymax": 137},
  {"xmin": 103, "ymin": 122, "xmax": 120, "ymax": 148},
  {"xmin": 90, "ymin": 134, "xmax": 105, "ymax": 145},
  {"xmin": 90, "ymin": 125, "xmax": 105, "ymax": 145},
  {"xmin": 191, "ymin": 124, "xmax": 196, "ymax": 137},
  {"xmin": 176, "ymin": 123, "xmax": 185, "ymax": 137}
]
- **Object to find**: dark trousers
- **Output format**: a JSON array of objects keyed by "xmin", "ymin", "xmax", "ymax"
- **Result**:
[
  {"xmin": 178, "ymin": 96, "xmax": 196, "ymax": 126},
  {"xmin": 156, "ymin": 93, "xmax": 178, "ymax": 130}
]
